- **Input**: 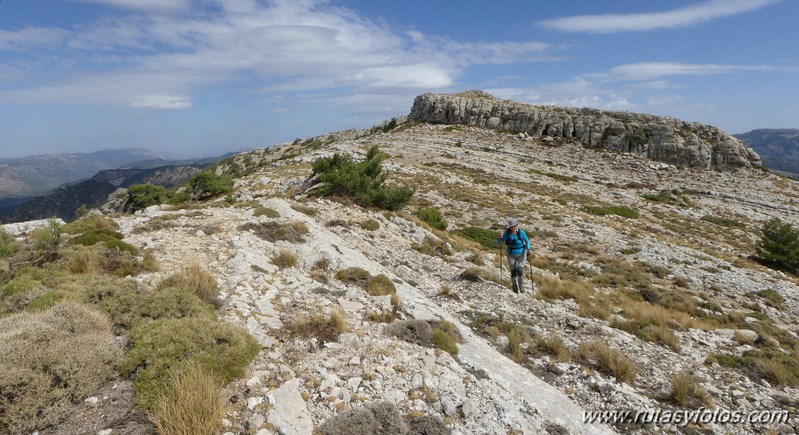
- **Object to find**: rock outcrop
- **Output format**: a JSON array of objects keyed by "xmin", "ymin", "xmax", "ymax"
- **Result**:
[{"xmin": 408, "ymin": 91, "xmax": 762, "ymax": 171}]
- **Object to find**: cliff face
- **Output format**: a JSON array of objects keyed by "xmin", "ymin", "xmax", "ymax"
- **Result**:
[{"xmin": 409, "ymin": 91, "xmax": 762, "ymax": 170}]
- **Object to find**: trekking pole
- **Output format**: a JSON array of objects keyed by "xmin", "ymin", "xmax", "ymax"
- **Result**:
[{"xmin": 498, "ymin": 240, "xmax": 504, "ymax": 288}]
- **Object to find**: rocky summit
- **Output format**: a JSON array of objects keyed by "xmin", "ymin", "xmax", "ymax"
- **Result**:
[
  {"xmin": 3, "ymin": 95, "xmax": 798, "ymax": 435},
  {"xmin": 410, "ymin": 91, "xmax": 762, "ymax": 171}
]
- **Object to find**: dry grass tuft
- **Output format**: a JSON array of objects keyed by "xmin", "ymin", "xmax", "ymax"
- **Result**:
[
  {"xmin": 157, "ymin": 263, "xmax": 221, "ymax": 309},
  {"xmin": 285, "ymin": 308, "xmax": 348, "ymax": 344},
  {"xmin": 65, "ymin": 246, "xmax": 104, "ymax": 274},
  {"xmin": 578, "ymin": 340, "xmax": 637, "ymax": 383},
  {"xmin": 670, "ymin": 372, "xmax": 713, "ymax": 408},
  {"xmin": 151, "ymin": 363, "xmax": 224, "ymax": 435},
  {"xmin": 365, "ymin": 274, "xmax": 396, "ymax": 296},
  {"xmin": 506, "ymin": 325, "xmax": 530, "ymax": 362},
  {"xmin": 537, "ymin": 333, "xmax": 570, "ymax": 363},
  {"xmin": 0, "ymin": 301, "xmax": 122, "ymax": 434},
  {"xmin": 273, "ymin": 249, "xmax": 299, "ymax": 269}
]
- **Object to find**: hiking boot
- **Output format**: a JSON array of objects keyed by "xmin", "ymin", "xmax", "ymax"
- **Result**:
[
  {"xmin": 511, "ymin": 284, "xmax": 519, "ymax": 293},
  {"xmin": 519, "ymin": 287, "xmax": 526, "ymax": 294}
]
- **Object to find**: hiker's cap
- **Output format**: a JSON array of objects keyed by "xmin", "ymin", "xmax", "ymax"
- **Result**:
[{"xmin": 507, "ymin": 218, "xmax": 519, "ymax": 227}]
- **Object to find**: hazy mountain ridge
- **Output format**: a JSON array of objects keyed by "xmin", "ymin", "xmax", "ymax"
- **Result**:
[
  {"xmin": 734, "ymin": 129, "xmax": 799, "ymax": 177},
  {"xmin": 0, "ymin": 165, "xmax": 204, "ymax": 223},
  {"xmin": 0, "ymin": 148, "xmax": 175, "ymax": 199}
]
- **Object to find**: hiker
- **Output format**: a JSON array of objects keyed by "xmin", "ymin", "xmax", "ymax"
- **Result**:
[{"xmin": 498, "ymin": 218, "xmax": 531, "ymax": 293}]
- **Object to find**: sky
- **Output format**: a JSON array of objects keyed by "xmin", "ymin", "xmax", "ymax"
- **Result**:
[{"xmin": 0, "ymin": 0, "xmax": 797, "ymax": 158}]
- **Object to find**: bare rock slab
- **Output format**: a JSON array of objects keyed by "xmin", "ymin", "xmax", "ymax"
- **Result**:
[{"xmin": 267, "ymin": 378, "xmax": 313, "ymax": 435}]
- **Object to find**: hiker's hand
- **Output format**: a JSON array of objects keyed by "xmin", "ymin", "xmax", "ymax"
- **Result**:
[
  {"xmin": 497, "ymin": 231, "xmax": 502, "ymax": 238},
  {"xmin": 526, "ymin": 251, "xmax": 532, "ymax": 259}
]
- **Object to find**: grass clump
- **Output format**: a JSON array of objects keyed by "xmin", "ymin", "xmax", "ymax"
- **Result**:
[
  {"xmin": 157, "ymin": 263, "xmax": 221, "ymax": 309},
  {"xmin": 122, "ymin": 317, "xmax": 259, "ymax": 409},
  {"xmin": 537, "ymin": 334, "xmax": 570, "ymax": 363},
  {"xmin": 415, "ymin": 207, "xmax": 448, "ymax": 230},
  {"xmin": 384, "ymin": 319, "xmax": 433, "ymax": 347},
  {"xmin": 253, "ymin": 206, "xmax": 280, "ymax": 218},
  {"xmin": 583, "ymin": 205, "xmax": 639, "ymax": 219},
  {"xmin": 431, "ymin": 320, "xmax": 462, "ymax": 356},
  {"xmin": 0, "ymin": 227, "xmax": 20, "ymax": 259},
  {"xmin": 670, "ymin": 372, "xmax": 713, "ymax": 408},
  {"xmin": 365, "ymin": 274, "xmax": 396, "ymax": 296},
  {"xmin": 284, "ymin": 308, "xmax": 348, "ymax": 345},
  {"xmin": 457, "ymin": 226, "xmax": 499, "ymax": 249},
  {"xmin": 0, "ymin": 302, "xmax": 123, "ymax": 434},
  {"xmin": 62, "ymin": 214, "xmax": 119, "ymax": 235},
  {"xmin": 578, "ymin": 340, "xmax": 637, "ymax": 383},
  {"xmin": 506, "ymin": 325, "xmax": 530, "ymax": 362},
  {"xmin": 273, "ymin": 249, "xmax": 299, "ymax": 269},
  {"xmin": 151, "ymin": 363, "xmax": 224, "ymax": 435},
  {"xmin": 701, "ymin": 215, "xmax": 745, "ymax": 228},
  {"xmin": 710, "ymin": 348, "xmax": 799, "ymax": 387},
  {"xmin": 240, "ymin": 221, "xmax": 308, "ymax": 243},
  {"xmin": 310, "ymin": 145, "xmax": 414, "ymax": 211},
  {"xmin": 758, "ymin": 289, "xmax": 785, "ymax": 310},
  {"xmin": 292, "ymin": 204, "xmax": 318, "ymax": 217},
  {"xmin": 412, "ymin": 237, "xmax": 452, "ymax": 258},
  {"xmin": 335, "ymin": 267, "xmax": 372, "ymax": 287}
]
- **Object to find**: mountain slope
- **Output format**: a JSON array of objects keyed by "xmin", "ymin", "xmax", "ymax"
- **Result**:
[
  {"xmin": 734, "ymin": 128, "xmax": 799, "ymax": 177},
  {"xmin": 0, "ymin": 148, "xmax": 174, "ymax": 199},
  {"xmin": 7, "ymin": 101, "xmax": 799, "ymax": 434},
  {"xmin": 1, "ymin": 165, "xmax": 203, "ymax": 223}
]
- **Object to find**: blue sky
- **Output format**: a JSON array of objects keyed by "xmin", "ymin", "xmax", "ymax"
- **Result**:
[{"xmin": 0, "ymin": 0, "xmax": 797, "ymax": 158}]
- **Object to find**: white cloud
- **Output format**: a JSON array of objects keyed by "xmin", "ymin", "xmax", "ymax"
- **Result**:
[
  {"xmin": 130, "ymin": 96, "xmax": 192, "ymax": 109},
  {"xmin": 539, "ymin": 0, "xmax": 780, "ymax": 33},
  {"xmin": 488, "ymin": 78, "xmax": 635, "ymax": 111},
  {"xmin": 73, "ymin": 0, "xmax": 190, "ymax": 13},
  {"xmin": 0, "ymin": 27, "xmax": 69, "ymax": 51},
  {"xmin": 0, "ymin": 0, "xmax": 555, "ymax": 111},
  {"xmin": 592, "ymin": 62, "xmax": 775, "ymax": 81}
]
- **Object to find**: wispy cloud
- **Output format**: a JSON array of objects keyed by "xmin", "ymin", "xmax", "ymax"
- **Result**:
[
  {"xmin": 0, "ymin": 0, "xmax": 555, "ymax": 111},
  {"xmin": 539, "ymin": 0, "xmax": 780, "ymax": 33},
  {"xmin": 591, "ymin": 62, "xmax": 777, "ymax": 81},
  {"xmin": 488, "ymin": 78, "xmax": 635, "ymax": 111},
  {"xmin": 73, "ymin": 0, "xmax": 191, "ymax": 13}
]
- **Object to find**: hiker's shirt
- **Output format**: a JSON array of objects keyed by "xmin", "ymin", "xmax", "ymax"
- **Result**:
[{"xmin": 501, "ymin": 230, "xmax": 530, "ymax": 257}]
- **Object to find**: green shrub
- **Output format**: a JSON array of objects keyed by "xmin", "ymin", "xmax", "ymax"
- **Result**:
[
  {"xmin": 359, "ymin": 219, "xmax": 380, "ymax": 231},
  {"xmin": 68, "ymin": 228, "xmax": 123, "ymax": 246},
  {"xmin": 431, "ymin": 321, "xmax": 460, "ymax": 356},
  {"xmin": 189, "ymin": 171, "xmax": 234, "ymax": 200},
  {"xmin": 157, "ymin": 263, "xmax": 221, "ymax": 309},
  {"xmin": 755, "ymin": 218, "xmax": 799, "ymax": 273},
  {"xmin": 384, "ymin": 319, "xmax": 433, "ymax": 347},
  {"xmin": 311, "ymin": 145, "xmax": 414, "ymax": 211},
  {"xmin": 151, "ymin": 363, "xmax": 224, "ymax": 435},
  {"xmin": 0, "ymin": 302, "xmax": 122, "ymax": 433},
  {"xmin": 292, "ymin": 204, "xmax": 318, "ymax": 216},
  {"xmin": 103, "ymin": 239, "xmax": 138, "ymax": 255},
  {"xmin": 415, "ymin": 207, "xmax": 448, "ymax": 230},
  {"xmin": 457, "ymin": 227, "xmax": 499, "ymax": 249},
  {"xmin": 126, "ymin": 184, "xmax": 168, "ymax": 212},
  {"xmin": 583, "ymin": 205, "xmax": 639, "ymax": 219},
  {"xmin": 758, "ymin": 289, "xmax": 785, "ymax": 310},
  {"xmin": 701, "ymin": 215, "xmax": 745, "ymax": 228},
  {"xmin": 32, "ymin": 219, "xmax": 62, "ymax": 261},
  {"xmin": 0, "ymin": 227, "xmax": 19, "ymax": 259},
  {"xmin": 122, "ymin": 317, "xmax": 259, "ymax": 409}
]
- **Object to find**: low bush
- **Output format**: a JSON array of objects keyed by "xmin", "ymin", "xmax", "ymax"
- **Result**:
[
  {"xmin": 68, "ymin": 228, "xmax": 124, "ymax": 246},
  {"xmin": 310, "ymin": 145, "xmax": 414, "ymax": 211},
  {"xmin": 335, "ymin": 267, "xmax": 372, "ymax": 287},
  {"xmin": 125, "ymin": 184, "xmax": 168, "ymax": 212},
  {"xmin": 701, "ymin": 215, "xmax": 745, "ymax": 228},
  {"xmin": 284, "ymin": 309, "xmax": 348, "ymax": 345},
  {"xmin": 189, "ymin": 171, "xmax": 234, "ymax": 200},
  {"xmin": 33, "ymin": 219, "xmax": 62, "ymax": 261},
  {"xmin": 758, "ymin": 289, "xmax": 785, "ymax": 310},
  {"xmin": 412, "ymin": 237, "xmax": 451, "ymax": 257},
  {"xmin": 0, "ymin": 302, "xmax": 122, "ymax": 434},
  {"xmin": 360, "ymin": 219, "xmax": 380, "ymax": 231},
  {"xmin": 457, "ymin": 227, "xmax": 498, "ymax": 249},
  {"xmin": 122, "ymin": 317, "xmax": 259, "ymax": 409},
  {"xmin": 406, "ymin": 414, "xmax": 451, "ymax": 435},
  {"xmin": 384, "ymin": 319, "xmax": 433, "ymax": 347},
  {"xmin": 317, "ymin": 401, "xmax": 407, "ymax": 435},
  {"xmin": 65, "ymin": 246, "xmax": 104, "ymax": 274},
  {"xmin": 291, "ymin": 204, "xmax": 318, "ymax": 217},
  {"xmin": 755, "ymin": 218, "xmax": 799, "ymax": 274},
  {"xmin": 537, "ymin": 334, "xmax": 570, "ymax": 363},
  {"xmin": 431, "ymin": 320, "xmax": 461, "ymax": 356},
  {"xmin": 415, "ymin": 207, "xmax": 448, "ymax": 230}
]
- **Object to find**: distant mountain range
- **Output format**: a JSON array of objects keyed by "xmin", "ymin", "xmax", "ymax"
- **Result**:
[
  {"xmin": 734, "ymin": 129, "xmax": 799, "ymax": 177},
  {"xmin": 0, "ymin": 165, "xmax": 205, "ymax": 223},
  {"xmin": 0, "ymin": 148, "xmax": 175, "ymax": 199}
]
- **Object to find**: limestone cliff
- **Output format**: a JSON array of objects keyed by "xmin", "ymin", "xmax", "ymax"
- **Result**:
[{"xmin": 408, "ymin": 91, "xmax": 761, "ymax": 170}]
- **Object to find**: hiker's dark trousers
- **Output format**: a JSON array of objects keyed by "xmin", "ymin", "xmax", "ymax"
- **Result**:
[{"xmin": 507, "ymin": 253, "xmax": 525, "ymax": 291}]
